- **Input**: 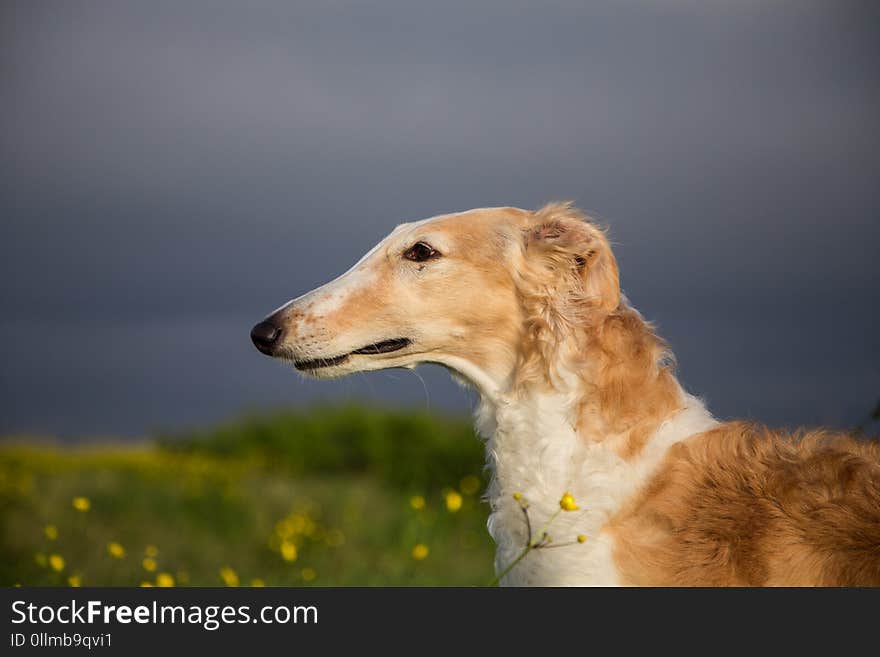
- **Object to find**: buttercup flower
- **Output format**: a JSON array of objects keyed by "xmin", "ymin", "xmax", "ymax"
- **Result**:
[
  {"xmin": 44, "ymin": 525, "xmax": 58, "ymax": 540},
  {"xmin": 559, "ymin": 492, "xmax": 579, "ymax": 511},
  {"xmin": 49, "ymin": 554, "xmax": 65, "ymax": 572},
  {"xmin": 67, "ymin": 575, "xmax": 81, "ymax": 587},
  {"xmin": 491, "ymin": 493, "xmax": 588, "ymax": 585},
  {"xmin": 251, "ymin": 579, "xmax": 266, "ymax": 587},
  {"xmin": 301, "ymin": 568, "xmax": 316, "ymax": 582},
  {"xmin": 275, "ymin": 518, "xmax": 295, "ymax": 539},
  {"xmin": 142, "ymin": 557, "xmax": 157, "ymax": 572},
  {"xmin": 409, "ymin": 495, "xmax": 426, "ymax": 510},
  {"xmin": 445, "ymin": 490, "xmax": 463, "ymax": 512},
  {"xmin": 219, "ymin": 566, "xmax": 239, "ymax": 587},
  {"xmin": 280, "ymin": 540, "xmax": 298, "ymax": 562},
  {"xmin": 460, "ymin": 475, "xmax": 481, "ymax": 495},
  {"xmin": 145, "ymin": 545, "xmax": 158, "ymax": 557},
  {"xmin": 156, "ymin": 573, "xmax": 174, "ymax": 587},
  {"xmin": 107, "ymin": 542, "xmax": 126, "ymax": 559},
  {"xmin": 411, "ymin": 543, "xmax": 429, "ymax": 560},
  {"xmin": 72, "ymin": 497, "xmax": 91, "ymax": 512}
]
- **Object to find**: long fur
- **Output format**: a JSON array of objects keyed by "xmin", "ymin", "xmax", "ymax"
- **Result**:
[{"xmin": 256, "ymin": 202, "xmax": 880, "ymax": 586}]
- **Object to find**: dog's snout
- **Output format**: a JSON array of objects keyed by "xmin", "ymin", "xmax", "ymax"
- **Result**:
[{"xmin": 250, "ymin": 319, "xmax": 284, "ymax": 355}]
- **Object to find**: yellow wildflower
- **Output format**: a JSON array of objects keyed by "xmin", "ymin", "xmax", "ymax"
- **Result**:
[
  {"xmin": 72, "ymin": 497, "xmax": 91, "ymax": 512},
  {"xmin": 67, "ymin": 575, "xmax": 81, "ymax": 587},
  {"xmin": 460, "ymin": 475, "xmax": 481, "ymax": 495},
  {"xmin": 145, "ymin": 545, "xmax": 158, "ymax": 557},
  {"xmin": 219, "ymin": 566, "xmax": 239, "ymax": 587},
  {"xmin": 44, "ymin": 525, "xmax": 58, "ymax": 540},
  {"xmin": 139, "ymin": 582, "xmax": 154, "ymax": 587},
  {"xmin": 275, "ymin": 518, "xmax": 295, "ymax": 539},
  {"xmin": 409, "ymin": 495, "xmax": 426, "ymax": 510},
  {"xmin": 577, "ymin": 534, "xmax": 587, "ymax": 543},
  {"xmin": 411, "ymin": 543, "xmax": 429, "ymax": 560},
  {"xmin": 513, "ymin": 492, "xmax": 522, "ymax": 501},
  {"xmin": 445, "ymin": 490, "xmax": 463, "ymax": 512},
  {"xmin": 280, "ymin": 540, "xmax": 298, "ymax": 562},
  {"xmin": 107, "ymin": 542, "xmax": 126, "ymax": 559},
  {"xmin": 559, "ymin": 492, "xmax": 579, "ymax": 511},
  {"xmin": 49, "ymin": 554, "xmax": 65, "ymax": 572},
  {"xmin": 142, "ymin": 557, "xmax": 157, "ymax": 572},
  {"xmin": 301, "ymin": 568, "xmax": 316, "ymax": 582},
  {"xmin": 156, "ymin": 572, "xmax": 174, "ymax": 587},
  {"xmin": 298, "ymin": 515, "xmax": 317, "ymax": 537},
  {"xmin": 251, "ymin": 578, "xmax": 266, "ymax": 587}
]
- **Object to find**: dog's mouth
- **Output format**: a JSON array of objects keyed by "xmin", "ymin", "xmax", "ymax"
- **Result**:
[{"xmin": 292, "ymin": 338, "xmax": 412, "ymax": 371}]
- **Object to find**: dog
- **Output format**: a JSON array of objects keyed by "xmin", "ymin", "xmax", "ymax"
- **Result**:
[{"xmin": 251, "ymin": 202, "xmax": 880, "ymax": 586}]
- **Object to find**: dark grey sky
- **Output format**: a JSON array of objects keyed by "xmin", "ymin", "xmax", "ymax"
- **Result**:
[{"xmin": 2, "ymin": 1, "xmax": 878, "ymax": 439}]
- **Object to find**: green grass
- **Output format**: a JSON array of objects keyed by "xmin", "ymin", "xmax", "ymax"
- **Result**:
[{"xmin": 0, "ymin": 406, "xmax": 495, "ymax": 587}]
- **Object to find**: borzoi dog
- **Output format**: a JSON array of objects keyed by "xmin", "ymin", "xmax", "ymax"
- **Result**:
[{"xmin": 251, "ymin": 202, "xmax": 880, "ymax": 586}]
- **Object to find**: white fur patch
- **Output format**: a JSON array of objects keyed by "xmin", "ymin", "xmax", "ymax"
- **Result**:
[{"xmin": 478, "ymin": 389, "xmax": 717, "ymax": 586}]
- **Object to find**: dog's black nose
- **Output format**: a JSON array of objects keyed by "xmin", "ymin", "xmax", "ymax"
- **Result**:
[{"xmin": 250, "ymin": 320, "xmax": 283, "ymax": 355}]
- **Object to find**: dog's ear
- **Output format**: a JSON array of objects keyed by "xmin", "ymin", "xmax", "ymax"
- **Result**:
[{"xmin": 520, "ymin": 202, "xmax": 620, "ymax": 318}]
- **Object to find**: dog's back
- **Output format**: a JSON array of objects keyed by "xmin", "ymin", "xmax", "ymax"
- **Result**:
[{"xmin": 610, "ymin": 423, "xmax": 880, "ymax": 586}]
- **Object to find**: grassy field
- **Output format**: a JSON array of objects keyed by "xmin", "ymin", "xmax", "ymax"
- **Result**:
[{"xmin": 0, "ymin": 406, "xmax": 495, "ymax": 587}]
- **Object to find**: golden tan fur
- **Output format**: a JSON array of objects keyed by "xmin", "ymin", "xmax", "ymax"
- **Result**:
[
  {"xmin": 609, "ymin": 423, "xmax": 880, "ymax": 586},
  {"xmin": 510, "ymin": 202, "xmax": 682, "ymax": 458}
]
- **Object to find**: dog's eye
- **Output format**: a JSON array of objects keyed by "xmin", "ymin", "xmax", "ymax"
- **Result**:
[{"xmin": 403, "ymin": 242, "xmax": 439, "ymax": 263}]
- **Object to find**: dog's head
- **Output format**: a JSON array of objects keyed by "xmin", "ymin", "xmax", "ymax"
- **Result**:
[{"xmin": 250, "ymin": 203, "xmax": 619, "ymax": 395}]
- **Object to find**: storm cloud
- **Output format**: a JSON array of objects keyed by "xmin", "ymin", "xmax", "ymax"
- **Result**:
[{"xmin": 1, "ymin": 1, "xmax": 878, "ymax": 438}]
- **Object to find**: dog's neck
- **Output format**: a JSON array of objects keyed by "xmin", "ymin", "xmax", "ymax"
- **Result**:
[{"xmin": 460, "ymin": 303, "xmax": 718, "ymax": 584}]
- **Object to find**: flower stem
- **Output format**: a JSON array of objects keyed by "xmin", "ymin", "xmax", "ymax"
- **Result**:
[
  {"xmin": 489, "ymin": 545, "xmax": 532, "ymax": 586},
  {"xmin": 489, "ymin": 508, "xmax": 564, "ymax": 585},
  {"xmin": 533, "ymin": 509, "xmax": 561, "ymax": 546}
]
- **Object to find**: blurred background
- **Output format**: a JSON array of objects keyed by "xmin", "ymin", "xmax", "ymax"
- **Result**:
[{"xmin": 1, "ymin": 1, "xmax": 878, "ymax": 586}]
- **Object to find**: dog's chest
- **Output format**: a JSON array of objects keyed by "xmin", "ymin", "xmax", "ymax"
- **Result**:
[{"xmin": 478, "ymin": 393, "xmax": 717, "ymax": 586}]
